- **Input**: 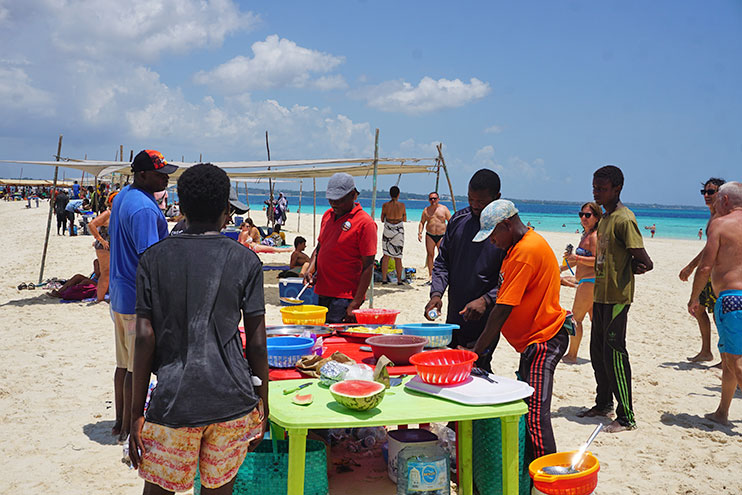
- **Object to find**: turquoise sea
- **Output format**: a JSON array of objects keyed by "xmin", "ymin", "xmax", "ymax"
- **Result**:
[{"xmin": 238, "ymin": 193, "xmax": 709, "ymax": 241}]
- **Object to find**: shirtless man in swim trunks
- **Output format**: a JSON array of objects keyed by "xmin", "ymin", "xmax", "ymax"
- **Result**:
[
  {"xmin": 381, "ymin": 186, "xmax": 407, "ymax": 285},
  {"xmin": 689, "ymin": 182, "xmax": 742, "ymax": 427},
  {"xmin": 418, "ymin": 192, "xmax": 451, "ymax": 283}
]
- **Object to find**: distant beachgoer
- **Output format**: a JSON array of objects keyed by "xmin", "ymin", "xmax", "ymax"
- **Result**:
[
  {"xmin": 238, "ymin": 218, "xmax": 261, "ymax": 244},
  {"xmin": 418, "ymin": 191, "xmax": 451, "ymax": 283},
  {"xmin": 109, "ymin": 149, "xmax": 176, "ymax": 442},
  {"xmin": 424, "ymin": 169, "xmax": 505, "ymax": 372},
  {"xmin": 381, "ymin": 186, "xmax": 407, "ymax": 285},
  {"xmin": 688, "ymin": 182, "xmax": 742, "ymax": 427},
  {"xmin": 72, "ymin": 180, "xmax": 80, "ymax": 199},
  {"xmin": 65, "ymin": 198, "xmax": 89, "ymax": 236},
  {"xmin": 561, "ymin": 202, "xmax": 602, "ymax": 364},
  {"xmin": 48, "ymin": 259, "xmax": 99, "ymax": 299},
  {"xmin": 263, "ymin": 223, "xmax": 286, "ymax": 246},
  {"xmin": 644, "ymin": 223, "xmax": 656, "ymax": 238},
  {"xmin": 128, "ymin": 163, "xmax": 268, "ymax": 493},
  {"xmin": 88, "ymin": 191, "xmax": 117, "ymax": 302},
  {"xmin": 54, "ymin": 189, "xmax": 69, "ymax": 235},
  {"xmin": 288, "ymin": 236, "xmax": 311, "ymax": 276},
  {"xmin": 698, "ymin": 228, "xmax": 703, "ymax": 240},
  {"xmin": 562, "ymin": 223, "xmax": 566, "ymax": 227},
  {"xmin": 679, "ymin": 177, "xmax": 726, "ymax": 363},
  {"xmin": 577, "ymin": 165, "xmax": 653, "ymax": 433},
  {"xmin": 277, "ymin": 192, "xmax": 288, "ymax": 225},
  {"xmin": 304, "ymin": 173, "xmax": 377, "ymax": 323}
]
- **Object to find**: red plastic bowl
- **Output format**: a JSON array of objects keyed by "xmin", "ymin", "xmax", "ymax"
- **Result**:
[
  {"xmin": 365, "ymin": 335, "xmax": 428, "ymax": 365},
  {"xmin": 352, "ymin": 308, "xmax": 400, "ymax": 325},
  {"xmin": 409, "ymin": 349, "xmax": 478, "ymax": 385}
]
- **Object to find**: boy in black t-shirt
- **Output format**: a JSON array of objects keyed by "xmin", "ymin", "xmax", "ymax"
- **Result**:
[{"xmin": 129, "ymin": 163, "xmax": 269, "ymax": 494}]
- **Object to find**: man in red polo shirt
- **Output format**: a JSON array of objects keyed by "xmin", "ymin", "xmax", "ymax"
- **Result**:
[{"xmin": 304, "ymin": 173, "xmax": 377, "ymax": 323}]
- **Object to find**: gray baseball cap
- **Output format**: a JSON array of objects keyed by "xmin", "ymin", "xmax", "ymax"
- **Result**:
[
  {"xmin": 326, "ymin": 173, "xmax": 357, "ymax": 200},
  {"xmin": 229, "ymin": 187, "xmax": 248, "ymax": 214}
]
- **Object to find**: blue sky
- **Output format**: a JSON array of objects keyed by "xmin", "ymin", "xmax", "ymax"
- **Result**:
[{"xmin": 0, "ymin": 0, "xmax": 739, "ymax": 206}]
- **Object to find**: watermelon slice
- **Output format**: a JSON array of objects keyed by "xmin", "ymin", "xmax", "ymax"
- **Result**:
[
  {"xmin": 329, "ymin": 380, "xmax": 386, "ymax": 411},
  {"xmin": 292, "ymin": 393, "xmax": 313, "ymax": 405}
]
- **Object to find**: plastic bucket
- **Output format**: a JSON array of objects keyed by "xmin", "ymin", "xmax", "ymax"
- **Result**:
[{"xmin": 387, "ymin": 428, "xmax": 438, "ymax": 483}]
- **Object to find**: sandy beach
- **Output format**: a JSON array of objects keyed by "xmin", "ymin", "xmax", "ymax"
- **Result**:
[{"xmin": 1, "ymin": 199, "xmax": 740, "ymax": 494}]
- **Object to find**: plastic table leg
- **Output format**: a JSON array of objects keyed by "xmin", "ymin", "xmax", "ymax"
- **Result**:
[
  {"xmin": 286, "ymin": 427, "xmax": 308, "ymax": 495},
  {"xmin": 501, "ymin": 415, "xmax": 520, "ymax": 495},
  {"xmin": 457, "ymin": 419, "xmax": 473, "ymax": 495}
]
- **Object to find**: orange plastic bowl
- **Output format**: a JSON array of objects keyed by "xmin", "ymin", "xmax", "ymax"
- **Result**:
[
  {"xmin": 408, "ymin": 349, "xmax": 478, "ymax": 385},
  {"xmin": 352, "ymin": 308, "xmax": 400, "ymax": 325},
  {"xmin": 529, "ymin": 451, "xmax": 600, "ymax": 495}
]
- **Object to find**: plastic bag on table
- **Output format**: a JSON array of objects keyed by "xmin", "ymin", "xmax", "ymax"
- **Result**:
[{"xmin": 343, "ymin": 363, "xmax": 374, "ymax": 381}]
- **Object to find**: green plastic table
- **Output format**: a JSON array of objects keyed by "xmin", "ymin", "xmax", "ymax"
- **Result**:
[{"xmin": 268, "ymin": 377, "xmax": 528, "ymax": 495}]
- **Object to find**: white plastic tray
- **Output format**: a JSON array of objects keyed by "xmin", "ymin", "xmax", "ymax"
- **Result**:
[{"xmin": 404, "ymin": 373, "xmax": 534, "ymax": 405}]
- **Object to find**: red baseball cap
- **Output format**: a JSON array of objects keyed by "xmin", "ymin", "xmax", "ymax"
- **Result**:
[{"xmin": 131, "ymin": 150, "xmax": 178, "ymax": 174}]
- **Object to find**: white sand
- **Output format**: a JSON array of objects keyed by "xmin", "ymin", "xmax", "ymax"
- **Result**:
[{"xmin": 1, "ymin": 200, "xmax": 740, "ymax": 494}]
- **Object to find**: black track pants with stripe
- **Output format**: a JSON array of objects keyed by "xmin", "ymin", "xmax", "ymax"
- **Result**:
[
  {"xmin": 590, "ymin": 302, "xmax": 635, "ymax": 427},
  {"xmin": 518, "ymin": 327, "xmax": 568, "ymax": 461}
]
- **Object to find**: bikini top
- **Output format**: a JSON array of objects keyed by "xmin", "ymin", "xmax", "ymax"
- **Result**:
[{"xmin": 575, "ymin": 247, "xmax": 594, "ymax": 257}]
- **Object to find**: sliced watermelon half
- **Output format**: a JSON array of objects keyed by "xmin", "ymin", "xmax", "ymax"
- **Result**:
[{"xmin": 329, "ymin": 380, "xmax": 386, "ymax": 411}]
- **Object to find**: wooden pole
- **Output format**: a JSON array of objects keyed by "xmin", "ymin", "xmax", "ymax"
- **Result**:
[
  {"xmin": 434, "ymin": 157, "xmax": 441, "ymax": 193},
  {"xmin": 370, "ymin": 128, "xmax": 379, "ymax": 220},
  {"xmin": 199, "ymin": 153, "xmax": 202, "ymax": 162},
  {"xmin": 245, "ymin": 181, "xmax": 250, "ymax": 211},
  {"xmin": 298, "ymin": 180, "xmax": 302, "ymax": 233},
  {"xmin": 437, "ymin": 143, "xmax": 457, "ymax": 211},
  {"xmin": 369, "ymin": 128, "xmax": 380, "ymax": 308},
  {"xmin": 312, "ymin": 177, "xmax": 316, "ymax": 246},
  {"xmin": 38, "ymin": 135, "xmax": 63, "ymax": 284},
  {"xmin": 265, "ymin": 131, "xmax": 274, "ymax": 228}
]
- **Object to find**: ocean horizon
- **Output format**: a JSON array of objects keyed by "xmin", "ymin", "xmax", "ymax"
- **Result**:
[{"xmin": 238, "ymin": 192, "xmax": 710, "ymax": 241}]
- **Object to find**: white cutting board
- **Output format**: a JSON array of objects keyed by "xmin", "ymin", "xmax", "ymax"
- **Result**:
[{"xmin": 405, "ymin": 374, "xmax": 534, "ymax": 405}]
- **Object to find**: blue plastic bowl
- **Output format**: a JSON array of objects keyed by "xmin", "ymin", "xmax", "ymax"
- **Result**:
[
  {"xmin": 266, "ymin": 336, "xmax": 314, "ymax": 368},
  {"xmin": 399, "ymin": 323, "xmax": 460, "ymax": 348}
]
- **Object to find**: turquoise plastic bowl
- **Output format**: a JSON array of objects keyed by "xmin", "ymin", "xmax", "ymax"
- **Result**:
[
  {"xmin": 266, "ymin": 336, "xmax": 314, "ymax": 368},
  {"xmin": 399, "ymin": 323, "xmax": 460, "ymax": 348}
]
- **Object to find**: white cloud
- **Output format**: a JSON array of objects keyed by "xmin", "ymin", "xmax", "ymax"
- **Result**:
[
  {"xmin": 0, "ymin": 66, "xmax": 54, "ymax": 116},
  {"xmin": 484, "ymin": 125, "xmax": 503, "ymax": 134},
  {"xmin": 397, "ymin": 139, "xmax": 442, "ymax": 157},
  {"xmin": 357, "ymin": 77, "xmax": 490, "ymax": 114},
  {"xmin": 193, "ymin": 35, "xmax": 346, "ymax": 93},
  {"xmin": 473, "ymin": 146, "xmax": 548, "ymax": 180},
  {"xmin": 40, "ymin": 0, "xmax": 258, "ymax": 61}
]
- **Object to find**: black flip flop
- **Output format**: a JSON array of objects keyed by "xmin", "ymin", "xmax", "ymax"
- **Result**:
[
  {"xmin": 27, "ymin": 283, "xmax": 36, "ymax": 290},
  {"xmin": 17, "ymin": 283, "xmax": 27, "ymax": 290}
]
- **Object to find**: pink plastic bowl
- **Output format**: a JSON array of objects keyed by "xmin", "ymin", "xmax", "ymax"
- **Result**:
[{"xmin": 352, "ymin": 308, "xmax": 400, "ymax": 325}]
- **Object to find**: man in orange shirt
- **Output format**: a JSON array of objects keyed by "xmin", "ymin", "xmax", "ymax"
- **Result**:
[{"xmin": 466, "ymin": 199, "xmax": 570, "ymax": 462}]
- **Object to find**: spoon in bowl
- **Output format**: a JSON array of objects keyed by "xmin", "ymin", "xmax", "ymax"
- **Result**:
[{"xmin": 542, "ymin": 423, "xmax": 603, "ymax": 475}]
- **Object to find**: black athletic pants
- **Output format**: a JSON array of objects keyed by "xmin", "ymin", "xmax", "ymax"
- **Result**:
[
  {"xmin": 590, "ymin": 303, "xmax": 635, "ymax": 427},
  {"xmin": 518, "ymin": 326, "xmax": 569, "ymax": 462},
  {"xmin": 56, "ymin": 213, "xmax": 66, "ymax": 234},
  {"xmin": 66, "ymin": 210, "xmax": 76, "ymax": 235}
]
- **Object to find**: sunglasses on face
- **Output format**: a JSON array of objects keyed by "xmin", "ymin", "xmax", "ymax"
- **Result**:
[
  {"xmin": 701, "ymin": 189, "xmax": 717, "ymax": 196},
  {"xmin": 578, "ymin": 212, "xmax": 592, "ymax": 218},
  {"xmin": 429, "ymin": 197, "xmax": 438, "ymax": 201}
]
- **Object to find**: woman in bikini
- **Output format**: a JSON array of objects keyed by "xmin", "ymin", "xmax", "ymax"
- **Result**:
[
  {"xmin": 561, "ymin": 202, "xmax": 601, "ymax": 363},
  {"xmin": 88, "ymin": 191, "xmax": 117, "ymax": 302}
]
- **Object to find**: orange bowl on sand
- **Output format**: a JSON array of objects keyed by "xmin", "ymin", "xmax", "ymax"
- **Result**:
[
  {"xmin": 529, "ymin": 451, "xmax": 600, "ymax": 495},
  {"xmin": 408, "ymin": 349, "xmax": 478, "ymax": 385}
]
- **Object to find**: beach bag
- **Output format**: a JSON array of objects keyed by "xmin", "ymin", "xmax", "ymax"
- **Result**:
[{"xmin": 59, "ymin": 284, "xmax": 97, "ymax": 300}]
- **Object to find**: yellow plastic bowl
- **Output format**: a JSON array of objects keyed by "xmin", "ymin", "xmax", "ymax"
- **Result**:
[
  {"xmin": 280, "ymin": 305, "xmax": 328, "ymax": 325},
  {"xmin": 529, "ymin": 451, "xmax": 600, "ymax": 495}
]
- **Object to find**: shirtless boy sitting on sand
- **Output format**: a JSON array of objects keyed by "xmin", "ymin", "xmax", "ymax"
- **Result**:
[
  {"xmin": 689, "ymin": 182, "xmax": 742, "ymax": 427},
  {"xmin": 418, "ymin": 192, "xmax": 451, "ymax": 283}
]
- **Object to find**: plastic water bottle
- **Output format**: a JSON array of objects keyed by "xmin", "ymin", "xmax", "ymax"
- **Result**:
[
  {"xmin": 397, "ymin": 444, "xmax": 450, "ymax": 495},
  {"xmin": 427, "ymin": 309, "xmax": 439, "ymax": 320}
]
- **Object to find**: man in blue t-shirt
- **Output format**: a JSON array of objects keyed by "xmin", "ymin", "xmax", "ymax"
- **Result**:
[
  {"xmin": 109, "ymin": 149, "xmax": 177, "ymax": 442},
  {"xmin": 65, "ymin": 198, "xmax": 89, "ymax": 236}
]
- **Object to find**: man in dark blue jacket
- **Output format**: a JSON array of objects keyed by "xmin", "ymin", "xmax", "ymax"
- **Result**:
[{"xmin": 424, "ymin": 169, "xmax": 506, "ymax": 371}]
